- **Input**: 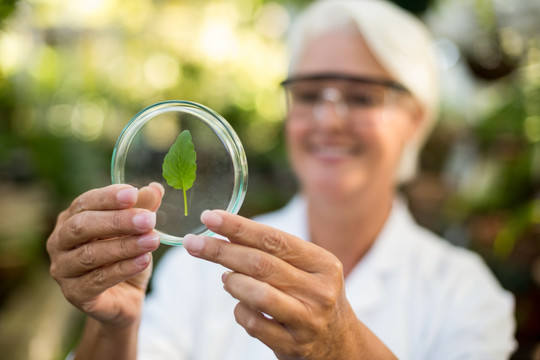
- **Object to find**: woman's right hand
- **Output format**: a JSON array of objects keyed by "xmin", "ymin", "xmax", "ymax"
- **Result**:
[{"xmin": 46, "ymin": 183, "xmax": 164, "ymax": 328}]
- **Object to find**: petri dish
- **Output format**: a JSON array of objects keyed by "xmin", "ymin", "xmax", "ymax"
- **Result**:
[{"xmin": 111, "ymin": 100, "xmax": 248, "ymax": 246}]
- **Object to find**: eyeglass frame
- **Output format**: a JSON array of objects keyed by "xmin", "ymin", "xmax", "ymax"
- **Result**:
[
  {"xmin": 280, "ymin": 72, "xmax": 409, "ymax": 93},
  {"xmin": 280, "ymin": 72, "xmax": 412, "ymax": 124}
]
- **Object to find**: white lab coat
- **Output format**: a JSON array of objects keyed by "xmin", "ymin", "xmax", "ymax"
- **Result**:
[{"xmin": 138, "ymin": 195, "xmax": 516, "ymax": 359}]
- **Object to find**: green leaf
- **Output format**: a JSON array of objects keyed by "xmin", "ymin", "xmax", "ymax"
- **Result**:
[{"xmin": 162, "ymin": 130, "xmax": 197, "ymax": 216}]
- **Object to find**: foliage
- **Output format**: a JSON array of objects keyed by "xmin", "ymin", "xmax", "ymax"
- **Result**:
[
  {"xmin": 0, "ymin": 0, "xmax": 18, "ymax": 27},
  {"xmin": 0, "ymin": 0, "xmax": 538, "ymax": 358}
]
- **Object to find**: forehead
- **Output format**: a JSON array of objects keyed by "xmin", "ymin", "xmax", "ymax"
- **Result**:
[{"xmin": 294, "ymin": 31, "xmax": 392, "ymax": 79}]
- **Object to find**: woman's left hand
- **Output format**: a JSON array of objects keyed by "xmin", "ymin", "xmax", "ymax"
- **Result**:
[{"xmin": 182, "ymin": 210, "xmax": 395, "ymax": 360}]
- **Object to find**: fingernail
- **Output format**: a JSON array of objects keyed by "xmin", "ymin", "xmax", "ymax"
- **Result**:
[
  {"xmin": 149, "ymin": 182, "xmax": 165, "ymax": 197},
  {"xmin": 183, "ymin": 234, "xmax": 204, "ymax": 253},
  {"xmin": 138, "ymin": 232, "xmax": 160, "ymax": 249},
  {"xmin": 132, "ymin": 212, "xmax": 156, "ymax": 231},
  {"xmin": 222, "ymin": 271, "xmax": 232, "ymax": 283},
  {"xmin": 201, "ymin": 210, "xmax": 223, "ymax": 229},
  {"xmin": 117, "ymin": 187, "xmax": 137, "ymax": 206},
  {"xmin": 134, "ymin": 253, "xmax": 151, "ymax": 266}
]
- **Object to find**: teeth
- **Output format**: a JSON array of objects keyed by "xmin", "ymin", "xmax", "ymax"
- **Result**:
[{"xmin": 313, "ymin": 146, "xmax": 351, "ymax": 158}]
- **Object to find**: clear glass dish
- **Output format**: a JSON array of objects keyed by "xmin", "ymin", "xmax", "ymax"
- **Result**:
[{"xmin": 111, "ymin": 100, "xmax": 248, "ymax": 246}]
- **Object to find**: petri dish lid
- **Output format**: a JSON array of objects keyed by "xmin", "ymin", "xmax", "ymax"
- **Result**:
[{"xmin": 111, "ymin": 100, "xmax": 248, "ymax": 246}]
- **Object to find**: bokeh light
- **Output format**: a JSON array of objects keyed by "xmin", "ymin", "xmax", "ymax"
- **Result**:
[{"xmin": 1, "ymin": 0, "xmax": 540, "ymax": 358}]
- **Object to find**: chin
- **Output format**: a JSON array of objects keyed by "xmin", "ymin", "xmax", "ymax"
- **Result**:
[{"xmin": 302, "ymin": 170, "xmax": 372, "ymax": 202}]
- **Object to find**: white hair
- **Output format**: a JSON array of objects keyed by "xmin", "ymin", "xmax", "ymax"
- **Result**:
[{"xmin": 287, "ymin": 0, "xmax": 439, "ymax": 183}]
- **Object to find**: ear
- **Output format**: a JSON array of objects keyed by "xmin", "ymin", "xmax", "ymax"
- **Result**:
[{"xmin": 404, "ymin": 99, "xmax": 426, "ymax": 143}]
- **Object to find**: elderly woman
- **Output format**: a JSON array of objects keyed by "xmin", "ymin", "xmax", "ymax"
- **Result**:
[{"xmin": 47, "ymin": 0, "xmax": 516, "ymax": 359}]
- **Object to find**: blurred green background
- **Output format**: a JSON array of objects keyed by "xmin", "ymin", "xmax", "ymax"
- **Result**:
[{"xmin": 0, "ymin": 0, "xmax": 538, "ymax": 359}]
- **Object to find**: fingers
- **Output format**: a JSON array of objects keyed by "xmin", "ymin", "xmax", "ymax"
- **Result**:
[
  {"xmin": 198, "ymin": 210, "xmax": 331, "ymax": 272},
  {"xmin": 56, "ymin": 209, "xmax": 156, "ymax": 250},
  {"xmin": 183, "ymin": 234, "xmax": 313, "ymax": 292},
  {"xmin": 52, "ymin": 232, "xmax": 160, "ymax": 278},
  {"xmin": 53, "ymin": 183, "xmax": 164, "ymax": 250},
  {"xmin": 184, "ymin": 212, "xmax": 352, "ymax": 359},
  {"xmin": 222, "ymin": 271, "xmax": 305, "ymax": 325},
  {"xmin": 45, "ymin": 183, "xmax": 164, "ymax": 324},
  {"xmin": 135, "ymin": 182, "xmax": 164, "ymax": 211},
  {"xmin": 61, "ymin": 252, "xmax": 153, "ymax": 306},
  {"xmin": 233, "ymin": 302, "xmax": 298, "ymax": 354},
  {"xmin": 64, "ymin": 184, "xmax": 139, "ymax": 220},
  {"xmin": 63, "ymin": 182, "xmax": 163, "ymax": 221}
]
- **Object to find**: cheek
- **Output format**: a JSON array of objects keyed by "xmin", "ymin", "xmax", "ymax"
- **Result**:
[
  {"xmin": 369, "ymin": 115, "xmax": 416, "ymax": 169},
  {"xmin": 285, "ymin": 120, "xmax": 299, "ymax": 144},
  {"xmin": 285, "ymin": 121, "xmax": 306, "ymax": 159}
]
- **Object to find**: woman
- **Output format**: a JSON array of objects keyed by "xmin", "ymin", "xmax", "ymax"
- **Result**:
[{"xmin": 47, "ymin": 1, "xmax": 516, "ymax": 359}]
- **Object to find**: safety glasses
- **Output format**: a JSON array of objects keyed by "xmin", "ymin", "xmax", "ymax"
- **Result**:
[{"xmin": 281, "ymin": 73, "xmax": 410, "ymax": 125}]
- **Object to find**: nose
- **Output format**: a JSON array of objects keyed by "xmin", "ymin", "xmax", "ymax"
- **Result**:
[{"xmin": 313, "ymin": 88, "xmax": 348, "ymax": 127}]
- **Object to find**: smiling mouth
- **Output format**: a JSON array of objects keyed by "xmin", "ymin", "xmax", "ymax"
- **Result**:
[{"xmin": 308, "ymin": 144, "xmax": 361, "ymax": 159}]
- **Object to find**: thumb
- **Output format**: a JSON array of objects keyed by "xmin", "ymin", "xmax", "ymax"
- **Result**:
[{"xmin": 135, "ymin": 182, "xmax": 165, "ymax": 211}]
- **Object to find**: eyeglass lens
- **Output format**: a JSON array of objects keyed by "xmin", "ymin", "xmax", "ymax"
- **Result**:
[{"xmin": 284, "ymin": 78, "xmax": 402, "ymax": 125}]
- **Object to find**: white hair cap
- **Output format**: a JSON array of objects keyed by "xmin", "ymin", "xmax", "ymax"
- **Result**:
[{"xmin": 287, "ymin": 0, "xmax": 440, "ymax": 183}]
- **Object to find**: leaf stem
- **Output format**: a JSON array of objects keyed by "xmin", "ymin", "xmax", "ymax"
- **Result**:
[{"xmin": 183, "ymin": 188, "xmax": 188, "ymax": 216}]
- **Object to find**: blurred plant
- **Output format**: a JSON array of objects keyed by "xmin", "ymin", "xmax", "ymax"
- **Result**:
[
  {"xmin": 0, "ymin": 0, "xmax": 538, "ymax": 358},
  {"xmin": 0, "ymin": 0, "xmax": 295, "ymax": 207},
  {"xmin": 0, "ymin": 0, "xmax": 18, "ymax": 27},
  {"xmin": 416, "ymin": 0, "xmax": 540, "ymax": 356}
]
